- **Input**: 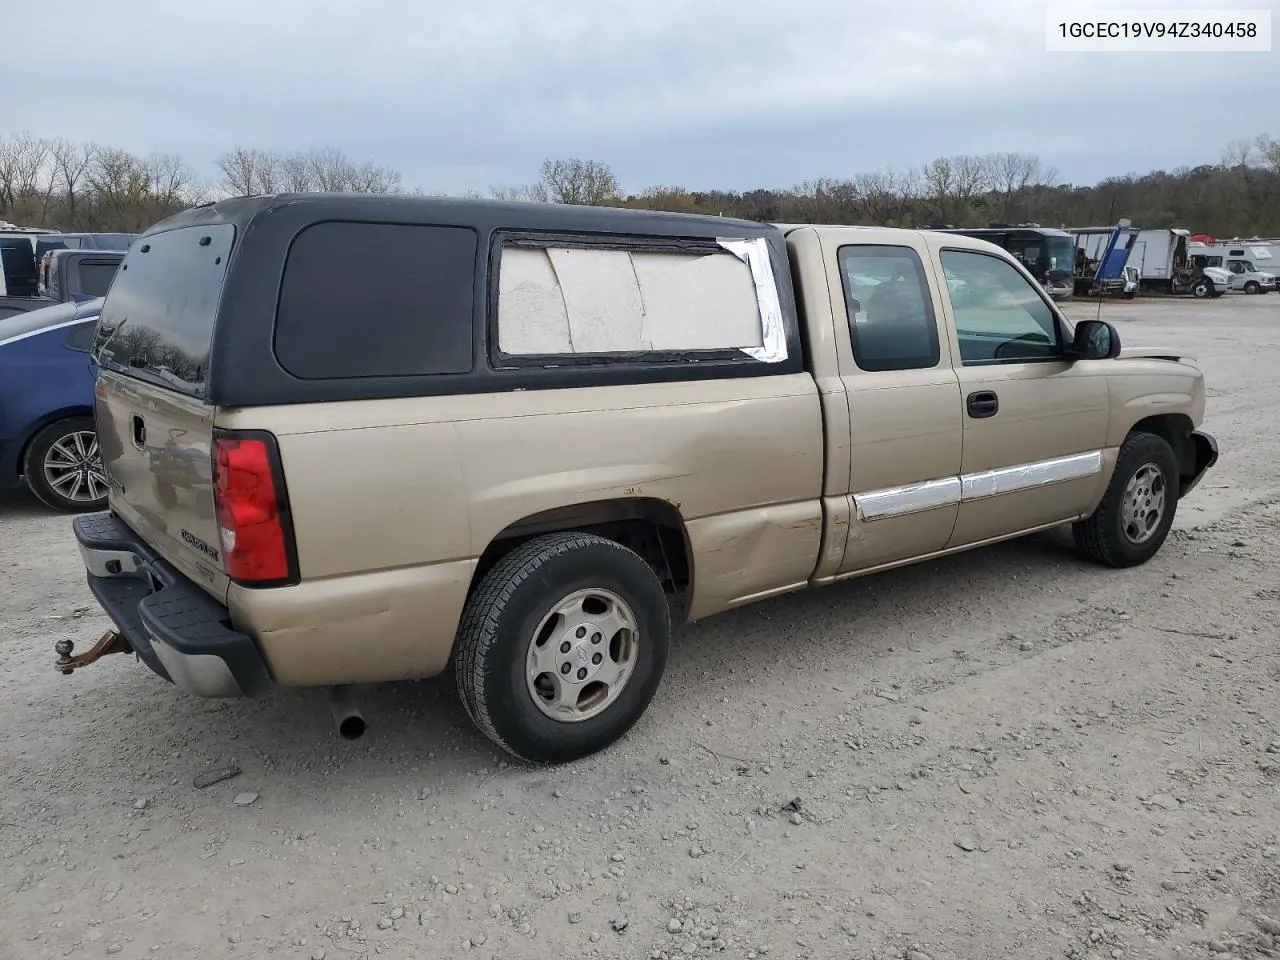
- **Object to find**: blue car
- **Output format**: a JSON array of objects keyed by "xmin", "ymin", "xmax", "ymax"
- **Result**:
[{"xmin": 0, "ymin": 297, "xmax": 106, "ymax": 512}]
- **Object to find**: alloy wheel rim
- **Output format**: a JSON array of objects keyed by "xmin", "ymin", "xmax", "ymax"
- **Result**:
[{"xmin": 43, "ymin": 430, "xmax": 107, "ymax": 503}]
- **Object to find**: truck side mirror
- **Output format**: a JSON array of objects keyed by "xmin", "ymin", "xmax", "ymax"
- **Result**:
[{"xmin": 1069, "ymin": 319, "xmax": 1121, "ymax": 360}]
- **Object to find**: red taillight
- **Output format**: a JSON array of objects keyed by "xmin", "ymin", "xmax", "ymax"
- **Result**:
[{"xmin": 212, "ymin": 430, "xmax": 296, "ymax": 585}]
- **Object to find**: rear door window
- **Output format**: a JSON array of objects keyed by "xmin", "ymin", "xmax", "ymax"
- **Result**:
[
  {"xmin": 837, "ymin": 244, "xmax": 941, "ymax": 372},
  {"xmin": 274, "ymin": 221, "xmax": 476, "ymax": 379},
  {"xmin": 94, "ymin": 224, "xmax": 235, "ymax": 396}
]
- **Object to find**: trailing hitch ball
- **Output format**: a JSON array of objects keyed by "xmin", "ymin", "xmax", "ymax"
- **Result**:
[{"xmin": 54, "ymin": 631, "xmax": 128, "ymax": 675}]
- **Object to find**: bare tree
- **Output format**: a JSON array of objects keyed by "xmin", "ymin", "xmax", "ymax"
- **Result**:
[
  {"xmin": 538, "ymin": 158, "xmax": 619, "ymax": 205},
  {"xmin": 852, "ymin": 171, "xmax": 899, "ymax": 224},
  {"xmin": 1221, "ymin": 138, "xmax": 1256, "ymax": 168},
  {"xmin": 489, "ymin": 182, "xmax": 550, "ymax": 203},
  {"xmin": 146, "ymin": 152, "xmax": 197, "ymax": 206},
  {"xmin": 306, "ymin": 147, "xmax": 352, "ymax": 192},
  {"xmin": 278, "ymin": 151, "xmax": 314, "ymax": 192},
  {"xmin": 51, "ymin": 138, "xmax": 95, "ymax": 227},
  {"xmin": 349, "ymin": 159, "xmax": 402, "ymax": 194},
  {"xmin": 87, "ymin": 147, "xmax": 157, "ymax": 230},
  {"xmin": 1256, "ymin": 134, "xmax": 1280, "ymax": 173},
  {"xmin": 216, "ymin": 146, "xmax": 281, "ymax": 196},
  {"xmin": 0, "ymin": 132, "xmax": 55, "ymax": 221},
  {"xmin": 921, "ymin": 156, "xmax": 957, "ymax": 224},
  {"xmin": 986, "ymin": 152, "xmax": 1044, "ymax": 222}
]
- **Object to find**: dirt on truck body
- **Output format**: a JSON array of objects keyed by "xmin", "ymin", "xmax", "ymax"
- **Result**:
[{"xmin": 63, "ymin": 194, "xmax": 1217, "ymax": 763}]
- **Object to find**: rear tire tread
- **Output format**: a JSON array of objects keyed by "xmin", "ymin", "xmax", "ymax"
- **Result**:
[{"xmin": 454, "ymin": 532, "xmax": 665, "ymax": 763}]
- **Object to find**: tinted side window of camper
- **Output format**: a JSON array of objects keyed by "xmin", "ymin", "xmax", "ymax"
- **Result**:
[{"xmin": 275, "ymin": 221, "xmax": 478, "ymax": 379}]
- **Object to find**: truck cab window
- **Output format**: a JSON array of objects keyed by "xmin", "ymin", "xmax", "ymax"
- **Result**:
[
  {"xmin": 940, "ymin": 249, "xmax": 1062, "ymax": 365},
  {"xmin": 837, "ymin": 245, "xmax": 940, "ymax": 372}
]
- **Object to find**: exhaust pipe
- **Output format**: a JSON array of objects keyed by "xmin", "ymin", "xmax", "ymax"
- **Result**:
[{"xmin": 328, "ymin": 685, "xmax": 366, "ymax": 740}]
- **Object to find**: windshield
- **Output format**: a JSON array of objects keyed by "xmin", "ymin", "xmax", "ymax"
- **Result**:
[{"xmin": 1045, "ymin": 236, "xmax": 1075, "ymax": 277}]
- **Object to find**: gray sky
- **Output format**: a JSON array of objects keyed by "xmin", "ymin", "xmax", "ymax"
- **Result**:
[{"xmin": 9, "ymin": 0, "xmax": 1278, "ymax": 194}]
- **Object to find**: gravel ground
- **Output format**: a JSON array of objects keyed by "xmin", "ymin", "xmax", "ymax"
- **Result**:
[{"xmin": 2, "ymin": 293, "xmax": 1278, "ymax": 960}]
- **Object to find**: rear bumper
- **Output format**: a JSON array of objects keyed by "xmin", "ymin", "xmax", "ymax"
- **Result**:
[
  {"xmin": 72, "ymin": 512, "xmax": 272, "ymax": 698},
  {"xmin": 1180, "ymin": 430, "xmax": 1218, "ymax": 498}
]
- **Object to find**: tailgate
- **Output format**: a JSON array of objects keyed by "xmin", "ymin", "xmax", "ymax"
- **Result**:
[
  {"xmin": 97, "ymin": 371, "xmax": 228, "ymax": 599},
  {"xmin": 91, "ymin": 221, "xmax": 236, "ymax": 600}
]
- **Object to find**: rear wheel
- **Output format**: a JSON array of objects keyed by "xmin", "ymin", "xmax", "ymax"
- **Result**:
[
  {"xmin": 23, "ymin": 417, "xmax": 108, "ymax": 513},
  {"xmin": 454, "ymin": 532, "xmax": 671, "ymax": 764},
  {"xmin": 1073, "ymin": 431, "xmax": 1178, "ymax": 568}
]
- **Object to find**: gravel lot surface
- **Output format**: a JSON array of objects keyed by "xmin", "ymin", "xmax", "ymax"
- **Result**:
[{"xmin": 2, "ymin": 293, "xmax": 1278, "ymax": 960}]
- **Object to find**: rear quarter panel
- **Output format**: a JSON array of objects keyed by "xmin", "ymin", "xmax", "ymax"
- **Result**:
[{"xmin": 219, "ymin": 375, "xmax": 824, "ymax": 685}]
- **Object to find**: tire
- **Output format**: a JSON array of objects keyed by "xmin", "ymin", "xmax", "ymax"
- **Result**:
[
  {"xmin": 454, "ymin": 532, "xmax": 671, "ymax": 764},
  {"xmin": 1191, "ymin": 279, "xmax": 1211, "ymax": 298},
  {"xmin": 22, "ymin": 417, "xmax": 108, "ymax": 513},
  {"xmin": 1073, "ymin": 431, "xmax": 1179, "ymax": 568},
  {"xmin": 1244, "ymin": 281, "xmax": 1260, "ymax": 295}
]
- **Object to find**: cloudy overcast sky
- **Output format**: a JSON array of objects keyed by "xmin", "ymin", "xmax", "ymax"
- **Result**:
[{"xmin": 7, "ymin": 0, "xmax": 1278, "ymax": 194}]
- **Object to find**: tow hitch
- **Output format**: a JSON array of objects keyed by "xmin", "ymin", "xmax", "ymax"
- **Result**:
[{"xmin": 54, "ymin": 631, "xmax": 128, "ymax": 675}]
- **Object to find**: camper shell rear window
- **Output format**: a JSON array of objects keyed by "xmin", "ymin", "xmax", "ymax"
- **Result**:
[{"xmin": 94, "ymin": 224, "xmax": 234, "ymax": 397}]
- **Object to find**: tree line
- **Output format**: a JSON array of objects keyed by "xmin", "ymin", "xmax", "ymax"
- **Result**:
[{"xmin": 2, "ymin": 132, "xmax": 1278, "ymax": 238}]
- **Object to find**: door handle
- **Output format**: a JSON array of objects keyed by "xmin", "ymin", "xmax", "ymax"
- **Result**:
[{"xmin": 966, "ymin": 390, "xmax": 999, "ymax": 419}]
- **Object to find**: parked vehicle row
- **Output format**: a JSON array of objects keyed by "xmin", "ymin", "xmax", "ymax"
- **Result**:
[
  {"xmin": 0, "ymin": 227, "xmax": 135, "ymax": 298},
  {"xmin": 1069, "ymin": 226, "xmax": 1271, "ymax": 299},
  {"xmin": 57, "ymin": 194, "xmax": 1217, "ymax": 763},
  {"xmin": 934, "ymin": 223, "xmax": 1269, "ymax": 301}
]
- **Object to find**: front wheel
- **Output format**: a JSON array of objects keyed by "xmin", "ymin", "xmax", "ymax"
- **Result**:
[
  {"xmin": 1073, "ymin": 431, "xmax": 1179, "ymax": 568},
  {"xmin": 1191, "ymin": 278, "xmax": 1211, "ymax": 298},
  {"xmin": 22, "ymin": 417, "xmax": 108, "ymax": 513},
  {"xmin": 454, "ymin": 532, "xmax": 671, "ymax": 764},
  {"xmin": 1244, "ymin": 281, "xmax": 1260, "ymax": 295}
]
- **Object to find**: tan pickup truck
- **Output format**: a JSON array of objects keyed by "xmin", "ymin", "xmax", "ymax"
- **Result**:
[{"xmin": 64, "ymin": 195, "xmax": 1217, "ymax": 764}]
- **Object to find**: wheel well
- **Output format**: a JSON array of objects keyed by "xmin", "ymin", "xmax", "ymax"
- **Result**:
[
  {"xmin": 471, "ymin": 498, "xmax": 692, "ymax": 616},
  {"xmin": 15, "ymin": 407, "xmax": 94, "ymax": 480},
  {"xmin": 1128, "ymin": 413, "xmax": 1195, "ymax": 485}
]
